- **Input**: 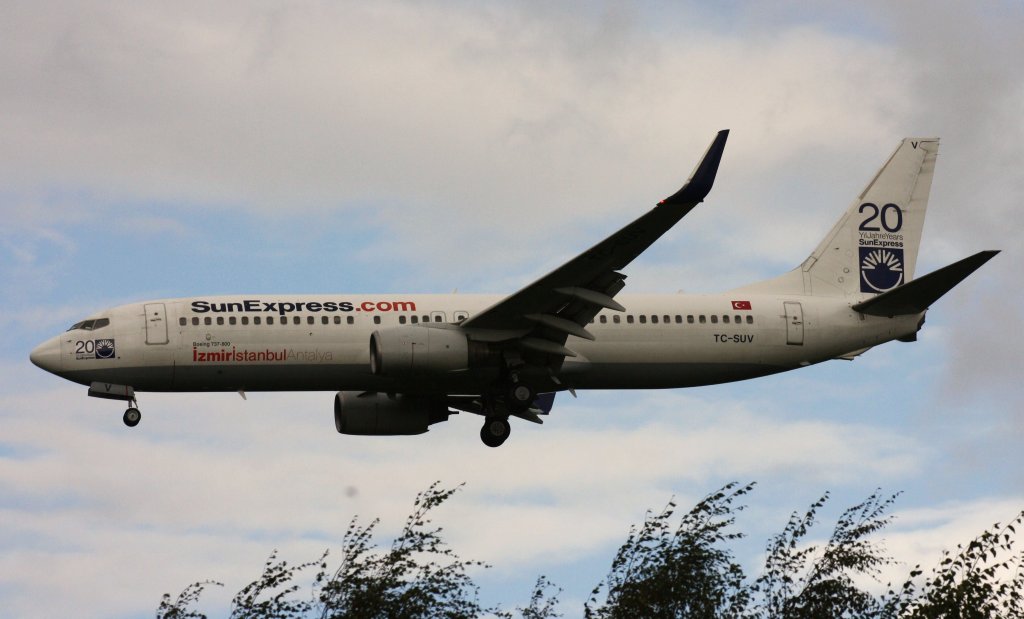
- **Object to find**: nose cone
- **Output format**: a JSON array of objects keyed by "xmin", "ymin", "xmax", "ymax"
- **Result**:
[{"xmin": 30, "ymin": 336, "xmax": 62, "ymax": 374}]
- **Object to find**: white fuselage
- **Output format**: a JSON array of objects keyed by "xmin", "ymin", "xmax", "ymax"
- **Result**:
[{"xmin": 37, "ymin": 292, "xmax": 921, "ymax": 395}]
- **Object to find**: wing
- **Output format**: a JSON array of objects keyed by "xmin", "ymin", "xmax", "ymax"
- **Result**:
[{"xmin": 461, "ymin": 129, "xmax": 729, "ymax": 369}]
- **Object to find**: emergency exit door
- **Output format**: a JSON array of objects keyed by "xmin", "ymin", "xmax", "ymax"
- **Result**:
[
  {"xmin": 144, "ymin": 303, "xmax": 169, "ymax": 345},
  {"xmin": 784, "ymin": 301, "xmax": 804, "ymax": 346}
]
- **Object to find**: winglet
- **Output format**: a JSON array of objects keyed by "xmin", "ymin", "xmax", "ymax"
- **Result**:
[
  {"xmin": 852, "ymin": 250, "xmax": 999, "ymax": 317},
  {"xmin": 660, "ymin": 129, "xmax": 730, "ymax": 206}
]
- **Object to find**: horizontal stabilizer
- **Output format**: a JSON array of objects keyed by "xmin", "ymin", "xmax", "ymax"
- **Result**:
[{"xmin": 852, "ymin": 250, "xmax": 999, "ymax": 317}]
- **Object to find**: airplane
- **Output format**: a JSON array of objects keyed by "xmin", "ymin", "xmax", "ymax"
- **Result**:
[{"xmin": 30, "ymin": 131, "xmax": 999, "ymax": 447}]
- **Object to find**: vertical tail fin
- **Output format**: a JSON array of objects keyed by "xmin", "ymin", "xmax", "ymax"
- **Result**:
[{"xmin": 802, "ymin": 138, "xmax": 939, "ymax": 297}]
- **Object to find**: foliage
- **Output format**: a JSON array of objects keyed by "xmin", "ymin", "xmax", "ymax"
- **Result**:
[
  {"xmin": 316, "ymin": 482, "xmax": 494, "ymax": 619},
  {"xmin": 517, "ymin": 576, "xmax": 562, "ymax": 619},
  {"xmin": 747, "ymin": 489, "xmax": 901, "ymax": 618},
  {"xmin": 584, "ymin": 482, "xmax": 754, "ymax": 619},
  {"xmin": 882, "ymin": 511, "xmax": 1024, "ymax": 618},
  {"xmin": 158, "ymin": 482, "xmax": 1024, "ymax": 619},
  {"xmin": 157, "ymin": 482, "xmax": 500, "ymax": 619}
]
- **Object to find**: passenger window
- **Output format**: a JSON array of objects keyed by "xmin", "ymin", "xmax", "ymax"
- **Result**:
[
  {"xmin": 710, "ymin": 315, "xmax": 718, "ymax": 324},
  {"xmin": 664, "ymin": 315, "xmax": 670, "ymax": 323},
  {"xmin": 434, "ymin": 315, "xmax": 442, "ymax": 323},
  {"xmin": 723, "ymin": 315, "xmax": 730, "ymax": 324},
  {"xmin": 373, "ymin": 316, "xmax": 381, "ymax": 324},
  {"xmin": 699, "ymin": 315, "xmax": 706, "ymax": 324},
  {"xmin": 688, "ymin": 315, "xmax": 695, "ymax": 324},
  {"xmin": 267, "ymin": 317, "xmax": 274, "ymax": 325},
  {"xmin": 746, "ymin": 315, "xmax": 753, "ymax": 324},
  {"xmin": 599, "ymin": 315, "xmax": 607, "ymax": 324},
  {"xmin": 675, "ymin": 315, "xmax": 682, "ymax": 324},
  {"xmin": 613, "ymin": 315, "xmax": 621, "ymax": 324},
  {"xmin": 422, "ymin": 315, "xmax": 430, "ymax": 323},
  {"xmin": 229, "ymin": 316, "xmax": 237, "ymax": 325},
  {"xmin": 453, "ymin": 311, "xmax": 469, "ymax": 322},
  {"xmin": 284, "ymin": 317, "xmax": 291, "ymax": 326},
  {"xmin": 204, "ymin": 317, "xmax": 212, "ymax": 326},
  {"xmin": 254, "ymin": 316, "xmax": 261, "ymax": 325},
  {"xmin": 242, "ymin": 316, "xmax": 249, "ymax": 325},
  {"xmin": 179, "ymin": 317, "xmax": 187, "ymax": 326},
  {"xmin": 399, "ymin": 316, "xmax": 407, "ymax": 324},
  {"xmin": 334, "ymin": 316, "xmax": 341, "ymax": 324},
  {"xmin": 626, "ymin": 315, "xmax": 635, "ymax": 324},
  {"xmin": 411, "ymin": 316, "xmax": 418, "ymax": 324},
  {"xmin": 639, "ymin": 315, "xmax": 647, "ymax": 324},
  {"xmin": 192, "ymin": 317, "xmax": 199, "ymax": 326},
  {"xmin": 651, "ymin": 315, "xmax": 659, "ymax": 324},
  {"xmin": 307, "ymin": 316, "xmax": 314, "ymax": 325},
  {"xmin": 347, "ymin": 316, "xmax": 354, "ymax": 325},
  {"xmin": 735, "ymin": 315, "xmax": 741, "ymax": 323},
  {"xmin": 321, "ymin": 316, "xmax": 328, "ymax": 325}
]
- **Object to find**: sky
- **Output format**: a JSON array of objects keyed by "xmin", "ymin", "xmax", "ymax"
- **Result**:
[{"xmin": 1, "ymin": 1, "xmax": 1022, "ymax": 616}]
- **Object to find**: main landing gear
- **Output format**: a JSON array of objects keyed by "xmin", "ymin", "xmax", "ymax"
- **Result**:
[
  {"xmin": 477, "ymin": 374, "xmax": 539, "ymax": 447},
  {"xmin": 480, "ymin": 416, "xmax": 511, "ymax": 448},
  {"xmin": 506, "ymin": 382, "xmax": 534, "ymax": 413}
]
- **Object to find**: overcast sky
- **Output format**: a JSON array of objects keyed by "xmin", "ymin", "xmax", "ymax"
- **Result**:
[{"xmin": 2, "ymin": 1, "xmax": 1022, "ymax": 617}]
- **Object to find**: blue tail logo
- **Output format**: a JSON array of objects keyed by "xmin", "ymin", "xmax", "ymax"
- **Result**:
[{"xmin": 860, "ymin": 248, "xmax": 904, "ymax": 292}]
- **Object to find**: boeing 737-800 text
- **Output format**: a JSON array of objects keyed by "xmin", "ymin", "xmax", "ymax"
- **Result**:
[{"xmin": 30, "ymin": 131, "xmax": 998, "ymax": 446}]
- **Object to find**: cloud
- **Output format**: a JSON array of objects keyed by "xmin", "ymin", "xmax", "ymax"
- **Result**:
[
  {"xmin": 0, "ymin": 370, "xmax": 935, "ymax": 616},
  {"xmin": 2, "ymin": 2, "xmax": 1022, "ymax": 617},
  {"xmin": 0, "ymin": 2, "xmax": 920, "ymax": 278}
]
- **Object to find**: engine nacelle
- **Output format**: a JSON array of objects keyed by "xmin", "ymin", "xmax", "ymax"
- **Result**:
[
  {"xmin": 369, "ymin": 326, "xmax": 470, "ymax": 377},
  {"xmin": 334, "ymin": 391, "xmax": 451, "ymax": 435}
]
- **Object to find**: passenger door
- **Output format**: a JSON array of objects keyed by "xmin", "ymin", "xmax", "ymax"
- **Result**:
[{"xmin": 144, "ymin": 303, "xmax": 169, "ymax": 345}]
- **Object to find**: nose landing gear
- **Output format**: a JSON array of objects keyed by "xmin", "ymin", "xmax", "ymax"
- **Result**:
[
  {"xmin": 123, "ymin": 407, "xmax": 141, "ymax": 427},
  {"xmin": 86, "ymin": 382, "xmax": 141, "ymax": 428}
]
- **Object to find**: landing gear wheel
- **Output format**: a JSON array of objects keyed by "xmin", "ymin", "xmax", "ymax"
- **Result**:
[
  {"xmin": 480, "ymin": 417, "xmax": 510, "ymax": 448},
  {"xmin": 123, "ymin": 407, "xmax": 141, "ymax": 428},
  {"xmin": 507, "ymin": 383, "xmax": 534, "ymax": 413}
]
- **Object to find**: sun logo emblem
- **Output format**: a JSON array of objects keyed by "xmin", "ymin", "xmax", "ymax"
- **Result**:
[
  {"xmin": 95, "ymin": 339, "xmax": 116, "ymax": 359},
  {"xmin": 860, "ymin": 247, "xmax": 905, "ymax": 293}
]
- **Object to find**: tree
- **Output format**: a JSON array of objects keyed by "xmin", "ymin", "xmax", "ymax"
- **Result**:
[
  {"xmin": 584, "ymin": 482, "xmax": 754, "ymax": 619},
  {"xmin": 157, "ymin": 483, "xmax": 502, "ymax": 619},
  {"xmin": 882, "ymin": 511, "xmax": 1024, "ymax": 618},
  {"xmin": 158, "ymin": 482, "xmax": 1024, "ymax": 618},
  {"xmin": 586, "ymin": 485, "xmax": 1024, "ymax": 619}
]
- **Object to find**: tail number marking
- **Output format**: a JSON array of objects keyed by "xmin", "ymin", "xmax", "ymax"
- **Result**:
[{"xmin": 714, "ymin": 334, "xmax": 754, "ymax": 344}]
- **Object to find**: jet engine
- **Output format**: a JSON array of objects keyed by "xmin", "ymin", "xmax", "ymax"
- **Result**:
[
  {"xmin": 369, "ymin": 326, "xmax": 470, "ymax": 377},
  {"xmin": 333, "ymin": 391, "xmax": 452, "ymax": 435}
]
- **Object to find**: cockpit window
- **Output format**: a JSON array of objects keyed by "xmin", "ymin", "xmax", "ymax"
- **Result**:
[{"xmin": 67, "ymin": 318, "xmax": 110, "ymax": 331}]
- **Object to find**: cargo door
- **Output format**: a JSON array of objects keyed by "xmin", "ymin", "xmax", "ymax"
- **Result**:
[{"xmin": 144, "ymin": 303, "xmax": 169, "ymax": 345}]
